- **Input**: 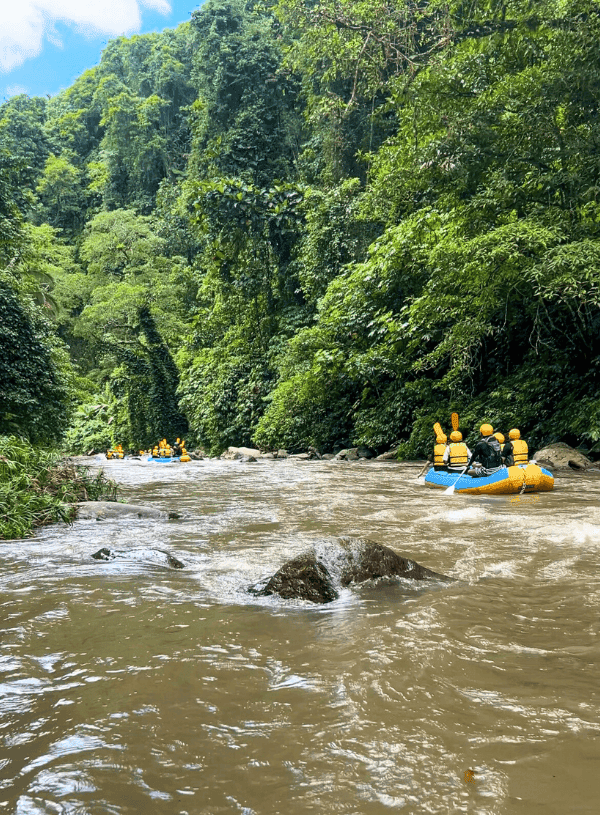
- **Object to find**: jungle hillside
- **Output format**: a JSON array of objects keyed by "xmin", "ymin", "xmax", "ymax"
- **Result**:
[{"xmin": 3, "ymin": 0, "xmax": 600, "ymax": 459}]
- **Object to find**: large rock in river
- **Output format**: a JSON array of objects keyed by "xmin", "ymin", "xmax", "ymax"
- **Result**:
[
  {"xmin": 220, "ymin": 446, "xmax": 261, "ymax": 460},
  {"xmin": 249, "ymin": 537, "xmax": 451, "ymax": 604},
  {"xmin": 533, "ymin": 442, "xmax": 592, "ymax": 470}
]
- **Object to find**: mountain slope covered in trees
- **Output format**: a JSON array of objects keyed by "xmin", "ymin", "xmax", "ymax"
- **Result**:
[{"xmin": 2, "ymin": 0, "xmax": 600, "ymax": 456}]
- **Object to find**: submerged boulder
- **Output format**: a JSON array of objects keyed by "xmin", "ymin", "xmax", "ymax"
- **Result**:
[
  {"xmin": 91, "ymin": 547, "xmax": 185, "ymax": 569},
  {"xmin": 75, "ymin": 501, "xmax": 164, "ymax": 520},
  {"xmin": 249, "ymin": 537, "xmax": 451, "ymax": 604}
]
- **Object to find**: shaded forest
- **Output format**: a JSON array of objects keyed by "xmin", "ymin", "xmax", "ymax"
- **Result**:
[{"xmin": 3, "ymin": 0, "xmax": 600, "ymax": 457}]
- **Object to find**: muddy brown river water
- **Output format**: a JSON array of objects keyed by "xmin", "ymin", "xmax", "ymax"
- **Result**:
[{"xmin": 1, "ymin": 458, "xmax": 599, "ymax": 814}]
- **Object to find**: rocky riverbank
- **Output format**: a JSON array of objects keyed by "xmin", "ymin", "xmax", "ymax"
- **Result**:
[
  {"xmin": 183, "ymin": 441, "xmax": 600, "ymax": 470},
  {"xmin": 216, "ymin": 445, "xmax": 398, "ymax": 462},
  {"xmin": 76, "ymin": 440, "xmax": 600, "ymax": 470}
]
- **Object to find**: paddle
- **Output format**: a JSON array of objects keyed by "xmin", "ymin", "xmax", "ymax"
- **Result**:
[
  {"xmin": 451, "ymin": 412, "xmax": 459, "ymax": 431},
  {"xmin": 444, "ymin": 465, "xmax": 469, "ymax": 494},
  {"xmin": 417, "ymin": 460, "xmax": 432, "ymax": 477}
]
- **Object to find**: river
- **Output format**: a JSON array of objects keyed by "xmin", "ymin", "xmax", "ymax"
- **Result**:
[{"xmin": 1, "ymin": 457, "xmax": 599, "ymax": 814}]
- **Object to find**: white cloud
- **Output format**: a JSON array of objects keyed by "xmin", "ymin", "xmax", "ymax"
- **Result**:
[
  {"xmin": 5, "ymin": 84, "xmax": 30, "ymax": 97},
  {"xmin": 0, "ymin": 0, "xmax": 172, "ymax": 73}
]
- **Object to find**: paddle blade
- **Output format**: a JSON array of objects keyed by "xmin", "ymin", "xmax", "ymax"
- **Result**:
[
  {"xmin": 433, "ymin": 422, "xmax": 443, "ymax": 437},
  {"xmin": 451, "ymin": 412, "xmax": 459, "ymax": 431},
  {"xmin": 444, "ymin": 465, "xmax": 468, "ymax": 494}
]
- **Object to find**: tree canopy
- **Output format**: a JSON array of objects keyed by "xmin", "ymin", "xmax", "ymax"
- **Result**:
[{"xmin": 2, "ymin": 0, "xmax": 600, "ymax": 454}]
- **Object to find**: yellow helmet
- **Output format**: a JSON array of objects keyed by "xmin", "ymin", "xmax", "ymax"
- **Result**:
[
  {"xmin": 436, "ymin": 434, "xmax": 447, "ymax": 444},
  {"xmin": 509, "ymin": 428, "xmax": 520, "ymax": 440},
  {"xmin": 480, "ymin": 423, "xmax": 493, "ymax": 436},
  {"xmin": 494, "ymin": 432, "xmax": 505, "ymax": 444},
  {"xmin": 450, "ymin": 430, "xmax": 462, "ymax": 442}
]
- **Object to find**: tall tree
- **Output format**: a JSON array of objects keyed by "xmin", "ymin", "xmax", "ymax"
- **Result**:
[
  {"xmin": 64, "ymin": 209, "xmax": 193, "ymax": 446},
  {"xmin": 189, "ymin": 0, "xmax": 301, "ymax": 185}
]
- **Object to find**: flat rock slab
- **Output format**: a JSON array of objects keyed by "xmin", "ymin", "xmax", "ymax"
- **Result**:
[
  {"xmin": 75, "ymin": 501, "xmax": 164, "ymax": 520},
  {"xmin": 91, "ymin": 547, "xmax": 184, "ymax": 569}
]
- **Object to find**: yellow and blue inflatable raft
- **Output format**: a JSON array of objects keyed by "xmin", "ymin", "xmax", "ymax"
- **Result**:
[{"xmin": 424, "ymin": 464, "xmax": 554, "ymax": 495}]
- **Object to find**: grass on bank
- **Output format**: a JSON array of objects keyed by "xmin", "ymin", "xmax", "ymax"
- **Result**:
[{"xmin": 0, "ymin": 436, "xmax": 117, "ymax": 540}]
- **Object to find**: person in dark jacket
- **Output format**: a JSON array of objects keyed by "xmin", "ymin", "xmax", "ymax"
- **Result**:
[{"xmin": 467, "ymin": 424, "xmax": 504, "ymax": 477}]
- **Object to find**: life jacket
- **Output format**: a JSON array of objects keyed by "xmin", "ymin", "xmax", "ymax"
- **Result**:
[
  {"xmin": 512, "ymin": 439, "xmax": 528, "ymax": 465},
  {"xmin": 433, "ymin": 443, "xmax": 446, "ymax": 466},
  {"xmin": 448, "ymin": 442, "xmax": 468, "ymax": 466}
]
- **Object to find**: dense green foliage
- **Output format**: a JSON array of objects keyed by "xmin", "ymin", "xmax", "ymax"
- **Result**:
[
  {"xmin": 0, "ymin": 436, "xmax": 117, "ymax": 540},
  {"xmin": 2, "ymin": 0, "xmax": 600, "ymax": 457},
  {"xmin": 0, "ymin": 280, "xmax": 72, "ymax": 442},
  {"xmin": 0, "ymin": 149, "xmax": 73, "ymax": 444}
]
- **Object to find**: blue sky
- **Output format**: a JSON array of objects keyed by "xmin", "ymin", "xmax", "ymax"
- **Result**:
[{"xmin": 1, "ymin": 0, "xmax": 206, "ymax": 102}]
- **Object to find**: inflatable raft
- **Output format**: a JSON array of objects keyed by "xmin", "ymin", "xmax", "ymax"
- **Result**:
[
  {"xmin": 424, "ymin": 463, "xmax": 554, "ymax": 495},
  {"xmin": 147, "ymin": 456, "xmax": 181, "ymax": 463}
]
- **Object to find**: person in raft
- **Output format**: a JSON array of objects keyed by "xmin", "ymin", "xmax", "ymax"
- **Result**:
[
  {"xmin": 494, "ymin": 431, "xmax": 505, "ymax": 463},
  {"xmin": 502, "ymin": 428, "xmax": 528, "ymax": 466},
  {"xmin": 466, "ymin": 424, "xmax": 503, "ymax": 477},
  {"xmin": 444, "ymin": 430, "xmax": 472, "ymax": 473},
  {"xmin": 433, "ymin": 433, "xmax": 448, "ymax": 471}
]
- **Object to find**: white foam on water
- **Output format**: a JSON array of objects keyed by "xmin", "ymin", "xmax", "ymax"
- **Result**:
[
  {"xmin": 544, "ymin": 521, "xmax": 600, "ymax": 546},
  {"xmin": 442, "ymin": 506, "xmax": 488, "ymax": 523},
  {"xmin": 480, "ymin": 558, "xmax": 530, "ymax": 579},
  {"xmin": 537, "ymin": 557, "xmax": 579, "ymax": 580},
  {"xmin": 450, "ymin": 544, "xmax": 518, "ymax": 582}
]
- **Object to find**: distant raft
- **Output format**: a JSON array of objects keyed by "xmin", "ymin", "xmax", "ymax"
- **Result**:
[
  {"xmin": 424, "ymin": 464, "xmax": 554, "ymax": 495},
  {"xmin": 147, "ymin": 455, "xmax": 181, "ymax": 463}
]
